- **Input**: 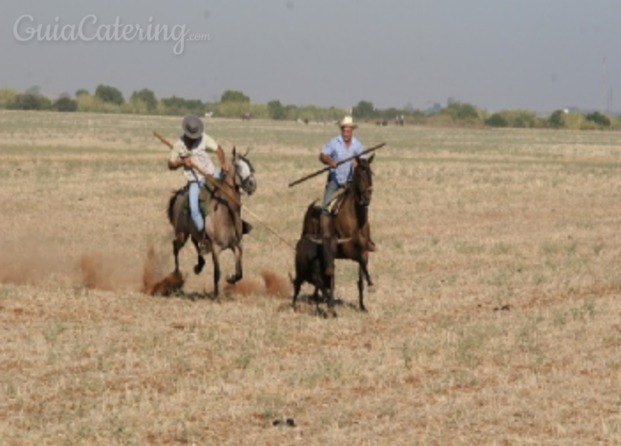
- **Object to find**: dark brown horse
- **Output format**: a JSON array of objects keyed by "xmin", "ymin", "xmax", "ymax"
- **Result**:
[
  {"xmin": 298, "ymin": 154, "xmax": 375, "ymax": 311},
  {"xmin": 167, "ymin": 148, "xmax": 256, "ymax": 297}
]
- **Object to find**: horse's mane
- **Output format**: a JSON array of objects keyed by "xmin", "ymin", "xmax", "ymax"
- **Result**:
[{"xmin": 236, "ymin": 154, "xmax": 255, "ymax": 173}]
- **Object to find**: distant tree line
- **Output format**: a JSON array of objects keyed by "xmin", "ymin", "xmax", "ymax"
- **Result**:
[
  {"xmin": 351, "ymin": 99, "xmax": 621, "ymax": 130},
  {"xmin": 0, "ymin": 85, "xmax": 619, "ymax": 130}
]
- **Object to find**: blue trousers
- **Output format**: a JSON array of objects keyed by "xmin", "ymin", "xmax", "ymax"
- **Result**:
[
  {"xmin": 321, "ymin": 180, "xmax": 342, "ymax": 216},
  {"xmin": 188, "ymin": 181, "xmax": 205, "ymax": 232}
]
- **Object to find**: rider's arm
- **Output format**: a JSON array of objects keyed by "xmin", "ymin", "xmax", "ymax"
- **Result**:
[
  {"xmin": 319, "ymin": 153, "xmax": 337, "ymax": 169},
  {"xmin": 168, "ymin": 157, "xmax": 192, "ymax": 170},
  {"xmin": 320, "ymin": 139, "xmax": 338, "ymax": 168},
  {"xmin": 168, "ymin": 141, "xmax": 192, "ymax": 170}
]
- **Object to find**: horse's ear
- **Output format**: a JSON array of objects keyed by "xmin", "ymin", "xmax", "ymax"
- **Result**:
[
  {"xmin": 232, "ymin": 146, "xmax": 237, "ymax": 158},
  {"xmin": 368, "ymin": 154, "xmax": 375, "ymax": 164}
]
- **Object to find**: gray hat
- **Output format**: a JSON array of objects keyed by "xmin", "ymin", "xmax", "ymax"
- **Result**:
[{"xmin": 182, "ymin": 115, "xmax": 204, "ymax": 139}]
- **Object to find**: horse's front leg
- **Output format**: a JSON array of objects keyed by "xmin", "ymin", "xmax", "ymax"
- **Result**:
[
  {"xmin": 226, "ymin": 244, "xmax": 243, "ymax": 284},
  {"xmin": 357, "ymin": 250, "xmax": 373, "ymax": 287},
  {"xmin": 211, "ymin": 250, "xmax": 221, "ymax": 298},
  {"xmin": 358, "ymin": 264, "xmax": 367, "ymax": 312}
]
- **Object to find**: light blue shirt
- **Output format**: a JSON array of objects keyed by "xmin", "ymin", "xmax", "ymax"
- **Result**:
[{"xmin": 321, "ymin": 135, "xmax": 364, "ymax": 186}]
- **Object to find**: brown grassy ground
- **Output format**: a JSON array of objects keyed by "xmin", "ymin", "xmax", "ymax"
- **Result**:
[{"xmin": 1, "ymin": 110, "xmax": 621, "ymax": 444}]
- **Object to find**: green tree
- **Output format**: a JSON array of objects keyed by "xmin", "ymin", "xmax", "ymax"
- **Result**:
[
  {"xmin": 585, "ymin": 111, "xmax": 611, "ymax": 127},
  {"xmin": 130, "ymin": 88, "xmax": 157, "ymax": 112},
  {"xmin": 442, "ymin": 102, "xmax": 479, "ymax": 121},
  {"xmin": 267, "ymin": 100, "xmax": 287, "ymax": 120},
  {"xmin": 75, "ymin": 89, "xmax": 89, "ymax": 97},
  {"xmin": 0, "ymin": 89, "xmax": 18, "ymax": 109},
  {"xmin": 485, "ymin": 113, "xmax": 508, "ymax": 127},
  {"xmin": 159, "ymin": 96, "xmax": 207, "ymax": 116},
  {"xmin": 10, "ymin": 93, "xmax": 51, "ymax": 110},
  {"xmin": 352, "ymin": 100, "xmax": 376, "ymax": 120},
  {"xmin": 95, "ymin": 84, "xmax": 125, "ymax": 105},
  {"xmin": 26, "ymin": 85, "xmax": 42, "ymax": 96},
  {"xmin": 220, "ymin": 90, "xmax": 250, "ymax": 103},
  {"xmin": 548, "ymin": 110, "xmax": 566, "ymax": 129},
  {"xmin": 52, "ymin": 97, "xmax": 77, "ymax": 112}
]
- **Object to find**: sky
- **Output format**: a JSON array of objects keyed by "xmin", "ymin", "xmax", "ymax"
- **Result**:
[{"xmin": 2, "ymin": 0, "xmax": 620, "ymax": 113}]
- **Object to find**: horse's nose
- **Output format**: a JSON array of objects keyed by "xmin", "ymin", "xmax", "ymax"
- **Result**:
[{"xmin": 246, "ymin": 178, "xmax": 257, "ymax": 195}]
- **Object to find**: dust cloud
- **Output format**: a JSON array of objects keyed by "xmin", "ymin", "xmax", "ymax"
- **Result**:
[
  {"xmin": 0, "ymin": 240, "xmax": 291, "ymax": 299},
  {"xmin": 0, "ymin": 240, "xmax": 170, "ymax": 294}
]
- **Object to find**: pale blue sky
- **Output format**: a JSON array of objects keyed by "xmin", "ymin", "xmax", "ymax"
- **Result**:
[{"xmin": 2, "ymin": 0, "xmax": 620, "ymax": 113}]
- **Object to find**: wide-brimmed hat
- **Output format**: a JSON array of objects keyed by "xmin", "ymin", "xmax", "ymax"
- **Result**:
[
  {"xmin": 182, "ymin": 115, "xmax": 204, "ymax": 139},
  {"xmin": 339, "ymin": 116, "xmax": 357, "ymax": 129}
]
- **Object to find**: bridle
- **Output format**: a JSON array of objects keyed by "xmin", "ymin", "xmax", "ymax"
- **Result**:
[
  {"xmin": 353, "ymin": 161, "xmax": 373, "ymax": 207},
  {"xmin": 233, "ymin": 155, "xmax": 256, "ymax": 195}
]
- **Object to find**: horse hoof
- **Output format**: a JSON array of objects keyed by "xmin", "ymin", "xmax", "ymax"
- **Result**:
[{"xmin": 226, "ymin": 274, "xmax": 241, "ymax": 284}]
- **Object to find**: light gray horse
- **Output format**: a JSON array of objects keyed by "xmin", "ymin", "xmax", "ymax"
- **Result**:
[{"xmin": 167, "ymin": 148, "xmax": 256, "ymax": 296}]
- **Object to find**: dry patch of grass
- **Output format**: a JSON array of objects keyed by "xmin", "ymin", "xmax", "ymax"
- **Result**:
[{"xmin": 2, "ymin": 112, "xmax": 621, "ymax": 444}]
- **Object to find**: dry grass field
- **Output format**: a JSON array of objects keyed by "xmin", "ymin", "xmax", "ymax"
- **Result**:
[{"xmin": 2, "ymin": 110, "xmax": 621, "ymax": 445}]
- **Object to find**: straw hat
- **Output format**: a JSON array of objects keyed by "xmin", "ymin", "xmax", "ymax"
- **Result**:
[{"xmin": 338, "ymin": 115, "xmax": 357, "ymax": 129}]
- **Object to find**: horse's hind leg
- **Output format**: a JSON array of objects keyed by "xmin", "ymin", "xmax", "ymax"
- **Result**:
[
  {"xmin": 226, "ymin": 244, "xmax": 243, "ymax": 284},
  {"xmin": 173, "ymin": 234, "xmax": 188, "ymax": 272},
  {"xmin": 211, "ymin": 251, "xmax": 221, "ymax": 298},
  {"xmin": 190, "ymin": 238, "xmax": 206, "ymax": 274},
  {"xmin": 291, "ymin": 277, "xmax": 302, "ymax": 310}
]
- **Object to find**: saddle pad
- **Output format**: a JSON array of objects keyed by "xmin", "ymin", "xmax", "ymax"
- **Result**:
[{"xmin": 181, "ymin": 185, "xmax": 212, "ymax": 217}]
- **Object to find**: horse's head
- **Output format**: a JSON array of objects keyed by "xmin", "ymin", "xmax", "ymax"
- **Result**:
[
  {"xmin": 232, "ymin": 147, "xmax": 257, "ymax": 196},
  {"xmin": 352, "ymin": 154, "xmax": 374, "ymax": 206}
]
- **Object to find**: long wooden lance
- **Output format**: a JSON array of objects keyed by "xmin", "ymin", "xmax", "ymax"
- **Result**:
[
  {"xmin": 288, "ymin": 142, "xmax": 386, "ymax": 188},
  {"xmin": 154, "ymin": 131, "xmax": 296, "ymax": 249}
]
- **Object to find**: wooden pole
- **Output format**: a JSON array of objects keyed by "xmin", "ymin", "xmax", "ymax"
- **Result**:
[{"xmin": 154, "ymin": 130, "xmax": 294, "ymax": 250}]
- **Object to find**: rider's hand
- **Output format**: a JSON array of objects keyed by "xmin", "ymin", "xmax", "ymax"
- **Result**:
[{"xmin": 182, "ymin": 157, "xmax": 193, "ymax": 168}]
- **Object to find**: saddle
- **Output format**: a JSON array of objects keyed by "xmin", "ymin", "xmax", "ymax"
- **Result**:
[
  {"xmin": 326, "ymin": 187, "xmax": 347, "ymax": 216},
  {"xmin": 179, "ymin": 183, "xmax": 252, "ymax": 235},
  {"xmin": 180, "ymin": 183, "xmax": 213, "ymax": 218}
]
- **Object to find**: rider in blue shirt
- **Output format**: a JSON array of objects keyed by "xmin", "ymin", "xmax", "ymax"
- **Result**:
[{"xmin": 318, "ymin": 116, "xmax": 375, "ymax": 274}]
